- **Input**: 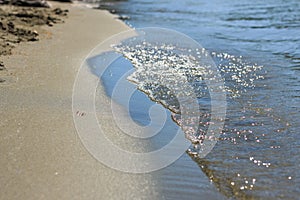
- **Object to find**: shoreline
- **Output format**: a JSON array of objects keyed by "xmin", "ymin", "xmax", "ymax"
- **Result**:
[
  {"xmin": 0, "ymin": 2, "xmax": 163, "ymax": 199},
  {"xmin": 0, "ymin": 1, "xmax": 227, "ymax": 199},
  {"xmin": 0, "ymin": 4, "xmax": 68, "ymax": 67}
]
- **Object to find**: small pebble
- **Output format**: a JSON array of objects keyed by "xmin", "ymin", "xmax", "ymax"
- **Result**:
[{"xmin": 0, "ymin": 63, "xmax": 5, "ymax": 70}]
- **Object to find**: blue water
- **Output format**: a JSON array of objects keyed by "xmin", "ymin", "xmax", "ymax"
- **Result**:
[{"xmin": 97, "ymin": 0, "xmax": 300, "ymax": 199}]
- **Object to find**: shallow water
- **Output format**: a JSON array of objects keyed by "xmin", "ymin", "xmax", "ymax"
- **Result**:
[{"xmin": 97, "ymin": 0, "xmax": 300, "ymax": 199}]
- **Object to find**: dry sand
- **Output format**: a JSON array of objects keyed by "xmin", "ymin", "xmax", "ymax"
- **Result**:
[{"xmin": 0, "ymin": 2, "xmax": 162, "ymax": 199}]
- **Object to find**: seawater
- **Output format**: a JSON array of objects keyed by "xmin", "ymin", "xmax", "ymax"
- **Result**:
[{"xmin": 95, "ymin": 0, "xmax": 300, "ymax": 199}]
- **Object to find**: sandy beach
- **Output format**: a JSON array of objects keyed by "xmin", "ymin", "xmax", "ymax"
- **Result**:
[
  {"xmin": 0, "ymin": 2, "xmax": 163, "ymax": 199},
  {"xmin": 0, "ymin": 1, "xmax": 247, "ymax": 199}
]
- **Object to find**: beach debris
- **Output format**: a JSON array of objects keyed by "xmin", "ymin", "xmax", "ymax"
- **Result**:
[
  {"xmin": 76, "ymin": 111, "xmax": 86, "ymax": 117},
  {"xmin": 52, "ymin": 0, "xmax": 73, "ymax": 2},
  {"xmin": 118, "ymin": 15, "xmax": 130, "ymax": 20},
  {"xmin": 0, "ymin": 5, "xmax": 68, "ymax": 66},
  {"xmin": 0, "ymin": 61, "xmax": 5, "ymax": 70},
  {"xmin": 0, "ymin": 0, "xmax": 74, "ymax": 7},
  {"xmin": 0, "ymin": 0, "xmax": 50, "ymax": 7},
  {"xmin": 53, "ymin": 7, "xmax": 68, "ymax": 16}
]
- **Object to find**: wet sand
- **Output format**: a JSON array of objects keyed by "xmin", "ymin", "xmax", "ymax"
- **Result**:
[{"xmin": 0, "ymin": 2, "xmax": 161, "ymax": 199}]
